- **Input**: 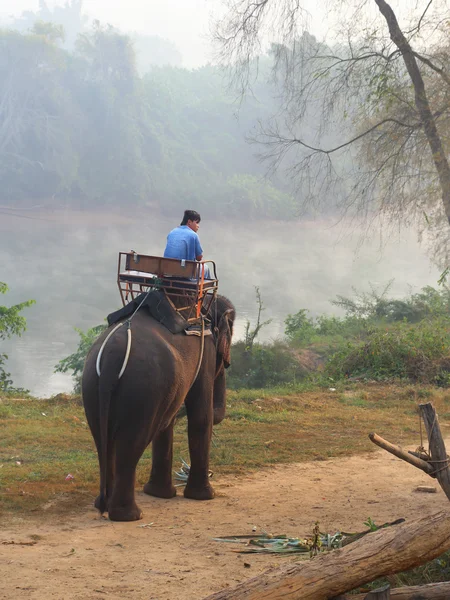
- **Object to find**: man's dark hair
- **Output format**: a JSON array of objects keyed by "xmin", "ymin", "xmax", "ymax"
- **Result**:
[{"xmin": 180, "ymin": 210, "xmax": 201, "ymax": 225}]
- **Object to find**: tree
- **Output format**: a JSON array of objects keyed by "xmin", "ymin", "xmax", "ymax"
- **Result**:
[
  {"xmin": 0, "ymin": 282, "xmax": 35, "ymax": 393},
  {"xmin": 55, "ymin": 323, "xmax": 106, "ymax": 393},
  {"xmin": 0, "ymin": 29, "xmax": 79, "ymax": 202},
  {"xmin": 243, "ymin": 286, "xmax": 272, "ymax": 352},
  {"xmin": 8, "ymin": 0, "xmax": 88, "ymax": 49},
  {"xmin": 133, "ymin": 34, "xmax": 182, "ymax": 74},
  {"xmin": 214, "ymin": 1, "xmax": 450, "ymax": 262}
]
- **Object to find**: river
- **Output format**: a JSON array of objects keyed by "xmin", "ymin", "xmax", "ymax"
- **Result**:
[{"xmin": 0, "ymin": 208, "xmax": 439, "ymax": 397}]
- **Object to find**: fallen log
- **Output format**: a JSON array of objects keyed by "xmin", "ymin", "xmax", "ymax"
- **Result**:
[
  {"xmin": 347, "ymin": 581, "xmax": 450, "ymax": 599},
  {"xmin": 204, "ymin": 511, "xmax": 450, "ymax": 600}
]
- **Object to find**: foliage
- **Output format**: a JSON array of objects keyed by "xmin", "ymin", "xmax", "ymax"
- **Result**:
[
  {"xmin": 0, "ymin": 282, "xmax": 34, "ymax": 394},
  {"xmin": 0, "ymin": 22, "xmax": 296, "ymax": 218},
  {"xmin": 214, "ymin": 2, "xmax": 450, "ymax": 263},
  {"xmin": 0, "ymin": 383, "xmax": 428, "ymax": 513},
  {"xmin": 282, "ymin": 283, "xmax": 450, "ymax": 387},
  {"xmin": 55, "ymin": 323, "xmax": 107, "ymax": 393},
  {"xmin": 54, "ymin": 283, "xmax": 450, "ymax": 392},
  {"xmin": 331, "ymin": 282, "xmax": 450, "ymax": 322},
  {"xmin": 285, "ymin": 309, "xmax": 316, "ymax": 343},
  {"xmin": 228, "ymin": 340, "xmax": 308, "ymax": 389},
  {"xmin": 325, "ymin": 319, "xmax": 450, "ymax": 384},
  {"xmin": 0, "ymin": 282, "xmax": 35, "ymax": 340},
  {"xmin": 0, "ymin": 353, "xmax": 14, "ymax": 393}
]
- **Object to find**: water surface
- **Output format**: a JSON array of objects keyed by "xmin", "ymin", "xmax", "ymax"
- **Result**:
[{"xmin": 0, "ymin": 210, "xmax": 439, "ymax": 396}]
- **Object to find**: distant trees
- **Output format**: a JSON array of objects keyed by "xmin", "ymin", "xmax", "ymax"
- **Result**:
[
  {"xmin": 8, "ymin": 0, "xmax": 88, "ymax": 49},
  {"xmin": 0, "ymin": 23, "xmax": 296, "ymax": 218},
  {"xmin": 0, "ymin": 29, "xmax": 77, "ymax": 201}
]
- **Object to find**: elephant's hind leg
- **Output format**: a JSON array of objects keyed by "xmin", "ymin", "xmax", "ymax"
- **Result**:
[
  {"xmin": 108, "ymin": 436, "xmax": 146, "ymax": 522},
  {"xmin": 144, "ymin": 422, "xmax": 177, "ymax": 499}
]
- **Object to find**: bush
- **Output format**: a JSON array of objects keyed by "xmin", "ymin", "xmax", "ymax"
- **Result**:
[
  {"xmin": 0, "ymin": 282, "xmax": 34, "ymax": 394},
  {"xmin": 228, "ymin": 340, "xmax": 309, "ymax": 389},
  {"xmin": 332, "ymin": 283, "xmax": 450, "ymax": 323},
  {"xmin": 325, "ymin": 318, "xmax": 450, "ymax": 384},
  {"xmin": 285, "ymin": 309, "xmax": 316, "ymax": 343},
  {"xmin": 55, "ymin": 324, "xmax": 107, "ymax": 393}
]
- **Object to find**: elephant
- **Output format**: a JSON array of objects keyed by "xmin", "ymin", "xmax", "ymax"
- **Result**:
[{"xmin": 81, "ymin": 294, "xmax": 235, "ymax": 521}]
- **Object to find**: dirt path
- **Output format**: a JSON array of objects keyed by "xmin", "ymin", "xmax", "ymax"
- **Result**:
[{"xmin": 1, "ymin": 445, "xmax": 448, "ymax": 600}]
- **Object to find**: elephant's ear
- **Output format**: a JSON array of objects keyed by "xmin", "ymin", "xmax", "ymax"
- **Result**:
[{"xmin": 217, "ymin": 309, "xmax": 234, "ymax": 369}]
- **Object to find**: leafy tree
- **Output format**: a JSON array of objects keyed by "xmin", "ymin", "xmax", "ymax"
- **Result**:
[
  {"xmin": 133, "ymin": 34, "xmax": 182, "ymax": 73},
  {"xmin": 0, "ymin": 29, "xmax": 79, "ymax": 202},
  {"xmin": 8, "ymin": 0, "xmax": 88, "ymax": 49},
  {"xmin": 0, "ymin": 19, "xmax": 297, "ymax": 218},
  {"xmin": 214, "ymin": 1, "xmax": 450, "ymax": 261},
  {"xmin": 0, "ymin": 282, "xmax": 35, "ymax": 393},
  {"xmin": 31, "ymin": 21, "xmax": 65, "ymax": 44},
  {"xmin": 55, "ymin": 324, "xmax": 107, "ymax": 393}
]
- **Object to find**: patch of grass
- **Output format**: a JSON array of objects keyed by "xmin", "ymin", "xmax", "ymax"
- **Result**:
[
  {"xmin": 227, "ymin": 381, "xmax": 317, "ymax": 403},
  {"xmin": 0, "ymin": 383, "xmax": 448, "ymax": 517},
  {"xmin": 351, "ymin": 550, "xmax": 450, "ymax": 594}
]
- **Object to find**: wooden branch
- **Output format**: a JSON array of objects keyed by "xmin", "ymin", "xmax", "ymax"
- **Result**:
[
  {"xmin": 204, "ymin": 511, "xmax": 450, "ymax": 600},
  {"xmin": 368, "ymin": 433, "xmax": 434, "ymax": 475},
  {"xmin": 348, "ymin": 581, "xmax": 450, "ymax": 599},
  {"xmin": 419, "ymin": 403, "xmax": 450, "ymax": 501}
]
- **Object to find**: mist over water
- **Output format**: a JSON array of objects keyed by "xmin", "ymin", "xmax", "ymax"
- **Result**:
[{"xmin": 1, "ymin": 210, "xmax": 439, "ymax": 397}]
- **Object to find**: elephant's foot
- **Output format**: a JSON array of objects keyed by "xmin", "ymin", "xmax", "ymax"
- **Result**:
[
  {"xmin": 94, "ymin": 494, "xmax": 108, "ymax": 513},
  {"xmin": 184, "ymin": 482, "xmax": 215, "ymax": 500},
  {"xmin": 143, "ymin": 481, "xmax": 177, "ymax": 499},
  {"xmin": 108, "ymin": 503, "xmax": 143, "ymax": 522}
]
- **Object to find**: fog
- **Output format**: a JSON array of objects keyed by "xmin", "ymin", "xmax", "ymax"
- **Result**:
[
  {"xmin": 1, "ymin": 211, "xmax": 439, "ymax": 396},
  {"xmin": 1, "ymin": 0, "xmax": 223, "ymax": 67},
  {"xmin": 0, "ymin": 1, "xmax": 444, "ymax": 396}
]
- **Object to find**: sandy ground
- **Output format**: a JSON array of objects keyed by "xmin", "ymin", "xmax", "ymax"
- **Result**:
[{"xmin": 1, "ymin": 445, "xmax": 449, "ymax": 600}]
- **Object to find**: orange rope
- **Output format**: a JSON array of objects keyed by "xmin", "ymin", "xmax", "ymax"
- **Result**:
[{"xmin": 197, "ymin": 263, "xmax": 205, "ymax": 318}]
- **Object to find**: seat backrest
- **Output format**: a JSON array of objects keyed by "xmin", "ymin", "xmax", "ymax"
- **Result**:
[{"xmin": 124, "ymin": 253, "xmax": 199, "ymax": 279}]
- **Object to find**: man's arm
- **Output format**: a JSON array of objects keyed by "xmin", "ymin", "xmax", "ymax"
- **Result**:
[{"xmin": 195, "ymin": 234, "xmax": 203, "ymax": 262}]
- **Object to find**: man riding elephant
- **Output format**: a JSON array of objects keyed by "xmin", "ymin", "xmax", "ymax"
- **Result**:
[{"xmin": 82, "ymin": 292, "xmax": 235, "ymax": 521}]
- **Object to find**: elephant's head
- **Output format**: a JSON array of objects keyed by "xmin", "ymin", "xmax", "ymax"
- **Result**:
[{"xmin": 213, "ymin": 295, "xmax": 235, "ymax": 371}]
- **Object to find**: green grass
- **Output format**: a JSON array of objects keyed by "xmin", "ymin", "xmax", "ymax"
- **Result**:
[
  {"xmin": 1, "ymin": 383, "xmax": 450, "ymax": 591},
  {"xmin": 0, "ymin": 382, "xmax": 448, "ymax": 515},
  {"xmin": 350, "ymin": 550, "xmax": 450, "ymax": 594}
]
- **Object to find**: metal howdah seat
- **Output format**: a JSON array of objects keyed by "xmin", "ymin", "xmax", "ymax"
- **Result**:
[{"xmin": 117, "ymin": 252, "xmax": 218, "ymax": 321}]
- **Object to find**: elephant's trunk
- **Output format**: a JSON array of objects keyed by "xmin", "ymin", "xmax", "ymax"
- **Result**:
[{"xmin": 213, "ymin": 367, "xmax": 227, "ymax": 425}]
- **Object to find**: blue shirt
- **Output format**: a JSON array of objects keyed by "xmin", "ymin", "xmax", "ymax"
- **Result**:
[{"xmin": 164, "ymin": 226, "xmax": 203, "ymax": 261}]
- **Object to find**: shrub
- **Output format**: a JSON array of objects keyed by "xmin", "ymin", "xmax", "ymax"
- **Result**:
[
  {"xmin": 0, "ymin": 282, "xmax": 34, "ymax": 394},
  {"xmin": 55, "ymin": 324, "xmax": 107, "ymax": 393},
  {"xmin": 325, "ymin": 318, "xmax": 450, "ymax": 384},
  {"xmin": 228, "ymin": 340, "xmax": 309, "ymax": 389}
]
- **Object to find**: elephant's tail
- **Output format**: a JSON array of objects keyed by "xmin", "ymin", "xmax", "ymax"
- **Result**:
[{"xmin": 97, "ymin": 362, "xmax": 119, "ymax": 515}]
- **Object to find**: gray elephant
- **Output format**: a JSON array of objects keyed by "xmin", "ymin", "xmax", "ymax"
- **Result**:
[{"xmin": 81, "ymin": 294, "xmax": 235, "ymax": 521}]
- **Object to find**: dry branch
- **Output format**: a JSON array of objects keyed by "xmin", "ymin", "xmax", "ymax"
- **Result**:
[
  {"xmin": 368, "ymin": 432, "xmax": 434, "ymax": 475},
  {"xmin": 204, "ymin": 511, "xmax": 450, "ymax": 600}
]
